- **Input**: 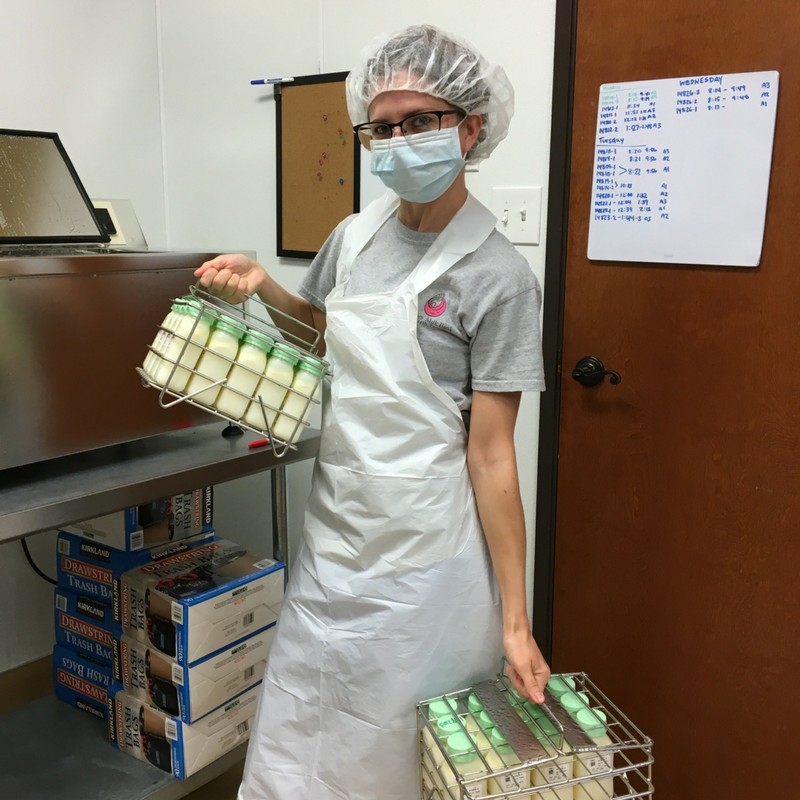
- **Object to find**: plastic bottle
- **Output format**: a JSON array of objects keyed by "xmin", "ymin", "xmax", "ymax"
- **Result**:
[
  {"xmin": 547, "ymin": 676, "xmax": 577, "ymax": 698},
  {"xmin": 440, "ymin": 732, "xmax": 488, "ymax": 800},
  {"xmin": 573, "ymin": 708, "xmax": 615, "ymax": 800},
  {"xmin": 149, "ymin": 301, "xmax": 212, "ymax": 393},
  {"xmin": 184, "ymin": 320, "xmax": 243, "ymax": 407},
  {"xmin": 423, "ymin": 699, "xmax": 460, "ymax": 776},
  {"xmin": 486, "ymin": 727, "xmax": 534, "ymax": 798},
  {"xmin": 143, "ymin": 303, "xmax": 181, "ymax": 378},
  {"xmin": 215, "ymin": 333, "xmax": 271, "ymax": 420},
  {"xmin": 272, "ymin": 357, "xmax": 324, "ymax": 443},
  {"xmin": 243, "ymin": 344, "xmax": 299, "ymax": 433},
  {"xmin": 531, "ymin": 724, "xmax": 574, "ymax": 800}
]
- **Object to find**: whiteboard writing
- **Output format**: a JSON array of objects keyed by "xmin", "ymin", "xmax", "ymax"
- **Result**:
[{"xmin": 587, "ymin": 71, "xmax": 779, "ymax": 267}]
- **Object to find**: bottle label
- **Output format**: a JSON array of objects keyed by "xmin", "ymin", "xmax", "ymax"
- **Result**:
[
  {"xmin": 543, "ymin": 762, "xmax": 571, "ymax": 783},
  {"xmin": 500, "ymin": 770, "xmax": 531, "ymax": 791},
  {"xmin": 584, "ymin": 751, "xmax": 613, "ymax": 775},
  {"xmin": 464, "ymin": 782, "xmax": 487, "ymax": 800}
]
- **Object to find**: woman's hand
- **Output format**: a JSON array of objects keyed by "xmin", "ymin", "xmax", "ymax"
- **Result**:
[
  {"xmin": 194, "ymin": 254, "xmax": 267, "ymax": 305},
  {"xmin": 504, "ymin": 626, "xmax": 551, "ymax": 704}
]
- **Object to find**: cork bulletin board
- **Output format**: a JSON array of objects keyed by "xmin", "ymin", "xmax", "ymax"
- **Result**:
[{"xmin": 276, "ymin": 72, "xmax": 361, "ymax": 258}]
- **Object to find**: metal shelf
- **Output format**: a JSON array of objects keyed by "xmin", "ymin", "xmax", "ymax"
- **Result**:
[
  {"xmin": 0, "ymin": 424, "xmax": 320, "ymax": 543},
  {"xmin": 0, "ymin": 694, "xmax": 247, "ymax": 800}
]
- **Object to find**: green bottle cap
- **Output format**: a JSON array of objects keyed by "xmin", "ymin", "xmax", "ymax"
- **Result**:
[
  {"xmin": 436, "ymin": 715, "xmax": 461, "ymax": 739},
  {"xmin": 490, "ymin": 728, "xmax": 512, "ymax": 750},
  {"xmin": 445, "ymin": 732, "xmax": 476, "ymax": 761},
  {"xmin": 181, "ymin": 298, "xmax": 215, "ymax": 324},
  {"xmin": 576, "ymin": 708, "xmax": 608, "ymax": 738},
  {"xmin": 524, "ymin": 700, "xmax": 545, "ymax": 719},
  {"xmin": 478, "ymin": 710, "xmax": 494, "ymax": 729},
  {"xmin": 428, "ymin": 697, "xmax": 459, "ymax": 720},
  {"xmin": 269, "ymin": 344, "xmax": 300, "ymax": 367},
  {"xmin": 560, "ymin": 691, "xmax": 588, "ymax": 715},
  {"xmin": 467, "ymin": 694, "xmax": 484, "ymax": 714},
  {"xmin": 297, "ymin": 358, "xmax": 324, "ymax": 376},
  {"xmin": 243, "ymin": 333, "xmax": 272, "ymax": 353},
  {"xmin": 537, "ymin": 717, "xmax": 559, "ymax": 738},
  {"xmin": 547, "ymin": 676, "xmax": 576, "ymax": 696},
  {"xmin": 213, "ymin": 320, "xmax": 244, "ymax": 339},
  {"xmin": 247, "ymin": 330, "xmax": 275, "ymax": 348}
]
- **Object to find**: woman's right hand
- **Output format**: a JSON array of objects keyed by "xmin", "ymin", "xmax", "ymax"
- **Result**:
[{"xmin": 194, "ymin": 254, "xmax": 267, "ymax": 305}]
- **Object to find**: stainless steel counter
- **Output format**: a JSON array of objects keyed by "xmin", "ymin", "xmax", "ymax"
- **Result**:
[{"xmin": 0, "ymin": 250, "xmax": 230, "ymax": 471}]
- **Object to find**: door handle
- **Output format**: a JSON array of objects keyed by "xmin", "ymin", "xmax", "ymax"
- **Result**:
[{"xmin": 571, "ymin": 356, "xmax": 622, "ymax": 387}]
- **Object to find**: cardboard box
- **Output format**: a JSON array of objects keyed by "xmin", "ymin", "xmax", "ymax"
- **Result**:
[
  {"xmin": 59, "ymin": 488, "xmax": 213, "ymax": 551},
  {"xmin": 56, "ymin": 530, "xmax": 216, "ymax": 609},
  {"xmin": 54, "ymin": 587, "xmax": 114, "ymax": 665},
  {"xmin": 107, "ymin": 683, "xmax": 259, "ymax": 778},
  {"xmin": 120, "ymin": 539, "xmax": 285, "ymax": 664},
  {"xmin": 112, "ymin": 624, "xmax": 274, "ymax": 723},
  {"xmin": 52, "ymin": 644, "xmax": 114, "ymax": 720}
]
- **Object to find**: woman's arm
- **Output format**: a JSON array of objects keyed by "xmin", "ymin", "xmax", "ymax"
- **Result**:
[
  {"xmin": 194, "ymin": 254, "xmax": 327, "ymax": 351},
  {"xmin": 467, "ymin": 389, "xmax": 551, "ymax": 703}
]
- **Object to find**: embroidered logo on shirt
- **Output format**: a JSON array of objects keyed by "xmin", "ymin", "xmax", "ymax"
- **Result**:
[{"xmin": 424, "ymin": 293, "xmax": 447, "ymax": 317}]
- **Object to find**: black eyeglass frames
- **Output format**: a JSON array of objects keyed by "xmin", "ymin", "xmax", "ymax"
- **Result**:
[{"xmin": 353, "ymin": 110, "xmax": 465, "ymax": 146}]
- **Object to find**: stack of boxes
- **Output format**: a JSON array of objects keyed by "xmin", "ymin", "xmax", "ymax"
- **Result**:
[{"xmin": 52, "ymin": 488, "xmax": 286, "ymax": 779}]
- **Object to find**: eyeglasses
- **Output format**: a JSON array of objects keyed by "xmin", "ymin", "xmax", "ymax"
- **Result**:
[{"xmin": 353, "ymin": 110, "xmax": 465, "ymax": 148}]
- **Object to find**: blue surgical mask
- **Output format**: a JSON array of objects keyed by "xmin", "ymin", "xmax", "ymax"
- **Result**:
[{"xmin": 370, "ymin": 125, "xmax": 466, "ymax": 203}]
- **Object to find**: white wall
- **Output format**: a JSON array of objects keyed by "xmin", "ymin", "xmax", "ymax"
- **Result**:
[{"xmin": 0, "ymin": 0, "xmax": 556, "ymax": 672}]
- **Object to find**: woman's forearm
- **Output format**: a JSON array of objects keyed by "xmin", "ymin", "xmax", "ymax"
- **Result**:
[
  {"xmin": 469, "ymin": 450, "xmax": 530, "ymax": 631},
  {"xmin": 256, "ymin": 271, "xmax": 327, "ymax": 351}
]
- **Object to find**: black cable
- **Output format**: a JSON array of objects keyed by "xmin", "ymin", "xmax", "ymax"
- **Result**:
[{"xmin": 21, "ymin": 538, "xmax": 57, "ymax": 585}]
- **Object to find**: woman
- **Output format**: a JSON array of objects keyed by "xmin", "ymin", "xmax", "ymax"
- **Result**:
[{"xmin": 196, "ymin": 24, "xmax": 550, "ymax": 800}]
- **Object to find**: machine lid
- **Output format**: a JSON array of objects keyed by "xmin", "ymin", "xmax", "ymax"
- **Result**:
[{"xmin": 0, "ymin": 128, "xmax": 111, "ymax": 246}]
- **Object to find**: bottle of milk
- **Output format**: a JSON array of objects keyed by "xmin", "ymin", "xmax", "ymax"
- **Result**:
[
  {"xmin": 531, "ymin": 719, "xmax": 573, "ymax": 800},
  {"xmin": 272, "ymin": 358, "xmax": 324, "ymax": 444},
  {"xmin": 185, "ymin": 320, "xmax": 243, "ymax": 407},
  {"xmin": 573, "ymin": 708, "xmax": 615, "ymax": 800},
  {"xmin": 486, "ymin": 727, "xmax": 533, "ymax": 798},
  {"xmin": 215, "ymin": 333, "xmax": 272, "ymax": 420},
  {"xmin": 143, "ymin": 302, "xmax": 183, "ymax": 378},
  {"xmin": 242, "ymin": 343, "xmax": 299, "ymax": 433},
  {"xmin": 149, "ymin": 301, "xmax": 212, "ymax": 393},
  {"xmin": 441, "ymin": 732, "xmax": 488, "ymax": 800}
]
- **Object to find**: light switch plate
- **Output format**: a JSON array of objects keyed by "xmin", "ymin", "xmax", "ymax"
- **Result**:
[{"xmin": 492, "ymin": 186, "xmax": 542, "ymax": 245}]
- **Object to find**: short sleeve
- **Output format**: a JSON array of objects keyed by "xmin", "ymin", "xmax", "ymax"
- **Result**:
[
  {"xmin": 297, "ymin": 215, "xmax": 357, "ymax": 312},
  {"xmin": 470, "ymin": 282, "xmax": 545, "ymax": 393}
]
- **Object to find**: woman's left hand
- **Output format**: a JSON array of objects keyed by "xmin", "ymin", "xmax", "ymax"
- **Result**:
[{"xmin": 503, "ymin": 626, "xmax": 551, "ymax": 704}]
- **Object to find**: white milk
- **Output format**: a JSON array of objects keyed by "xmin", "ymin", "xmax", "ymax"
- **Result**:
[
  {"xmin": 530, "ymin": 719, "xmax": 573, "ymax": 800},
  {"xmin": 272, "ymin": 358, "xmax": 323, "ymax": 444},
  {"xmin": 486, "ymin": 727, "xmax": 533, "ymax": 798},
  {"xmin": 573, "ymin": 709, "xmax": 615, "ymax": 800},
  {"xmin": 144, "ymin": 303, "xmax": 181, "ymax": 378},
  {"xmin": 242, "ymin": 344, "xmax": 297, "ymax": 433},
  {"xmin": 441, "ymin": 732, "xmax": 488, "ymax": 800},
  {"xmin": 185, "ymin": 320, "xmax": 242, "ymax": 407},
  {"xmin": 215, "ymin": 333, "xmax": 271, "ymax": 420},
  {"xmin": 149, "ymin": 301, "xmax": 212, "ymax": 393}
]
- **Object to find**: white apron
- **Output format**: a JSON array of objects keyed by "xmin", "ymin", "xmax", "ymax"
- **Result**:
[{"xmin": 239, "ymin": 192, "xmax": 503, "ymax": 800}]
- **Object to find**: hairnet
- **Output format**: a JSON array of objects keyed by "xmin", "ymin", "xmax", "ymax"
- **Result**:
[{"xmin": 346, "ymin": 24, "xmax": 515, "ymax": 163}]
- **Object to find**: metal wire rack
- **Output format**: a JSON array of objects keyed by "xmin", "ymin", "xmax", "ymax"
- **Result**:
[
  {"xmin": 136, "ymin": 285, "xmax": 329, "ymax": 458},
  {"xmin": 417, "ymin": 669, "xmax": 653, "ymax": 800}
]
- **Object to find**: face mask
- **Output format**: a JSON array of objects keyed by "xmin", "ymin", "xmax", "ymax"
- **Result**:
[{"xmin": 370, "ymin": 125, "xmax": 466, "ymax": 203}]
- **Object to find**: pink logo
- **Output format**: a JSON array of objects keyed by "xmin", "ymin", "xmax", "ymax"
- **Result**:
[{"xmin": 424, "ymin": 294, "xmax": 447, "ymax": 317}]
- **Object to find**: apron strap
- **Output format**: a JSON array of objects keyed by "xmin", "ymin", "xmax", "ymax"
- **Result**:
[
  {"xmin": 335, "ymin": 192, "xmax": 400, "ymax": 286},
  {"xmin": 399, "ymin": 194, "xmax": 498, "ymax": 297}
]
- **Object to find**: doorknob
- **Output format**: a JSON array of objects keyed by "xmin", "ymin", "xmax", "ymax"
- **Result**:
[{"xmin": 571, "ymin": 356, "xmax": 622, "ymax": 387}]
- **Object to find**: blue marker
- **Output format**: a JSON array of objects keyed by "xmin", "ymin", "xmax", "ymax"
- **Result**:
[{"xmin": 251, "ymin": 77, "xmax": 295, "ymax": 85}]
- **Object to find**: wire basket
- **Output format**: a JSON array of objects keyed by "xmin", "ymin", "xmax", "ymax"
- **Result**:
[
  {"xmin": 417, "ymin": 669, "xmax": 653, "ymax": 800},
  {"xmin": 136, "ymin": 285, "xmax": 329, "ymax": 458}
]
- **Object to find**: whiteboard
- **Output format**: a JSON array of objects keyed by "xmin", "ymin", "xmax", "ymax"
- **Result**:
[{"xmin": 587, "ymin": 70, "xmax": 779, "ymax": 267}]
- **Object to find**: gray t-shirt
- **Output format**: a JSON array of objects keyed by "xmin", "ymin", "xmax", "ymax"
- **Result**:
[{"xmin": 298, "ymin": 212, "xmax": 545, "ymax": 413}]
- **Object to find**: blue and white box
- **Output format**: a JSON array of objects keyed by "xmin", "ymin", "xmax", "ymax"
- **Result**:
[
  {"xmin": 54, "ymin": 587, "xmax": 114, "ymax": 665},
  {"xmin": 112, "ymin": 624, "xmax": 275, "ymax": 723},
  {"xmin": 108, "ymin": 682, "xmax": 259, "ymax": 778},
  {"xmin": 56, "ymin": 530, "xmax": 216, "ymax": 611},
  {"xmin": 119, "ymin": 539, "xmax": 285, "ymax": 664},
  {"xmin": 59, "ymin": 488, "xmax": 213, "ymax": 552},
  {"xmin": 52, "ymin": 644, "xmax": 114, "ymax": 720}
]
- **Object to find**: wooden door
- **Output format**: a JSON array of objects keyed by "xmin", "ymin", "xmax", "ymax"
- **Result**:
[{"xmin": 550, "ymin": 2, "xmax": 800, "ymax": 798}]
